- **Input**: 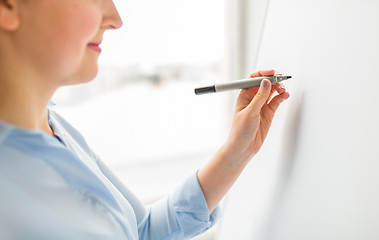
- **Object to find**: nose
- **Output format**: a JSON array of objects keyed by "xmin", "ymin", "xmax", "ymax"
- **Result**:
[{"xmin": 102, "ymin": 0, "xmax": 123, "ymax": 30}]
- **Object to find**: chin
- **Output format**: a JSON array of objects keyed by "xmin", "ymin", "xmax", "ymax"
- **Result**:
[
  {"xmin": 81, "ymin": 71, "xmax": 98, "ymax": 84},
  {"xmin": 62, "ymin": 68, "xmax": 99, "ymax": 86}
]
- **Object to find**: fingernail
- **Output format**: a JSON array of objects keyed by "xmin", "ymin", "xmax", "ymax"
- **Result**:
[{"xmin": 262, "ymin": 79, "xmax": 269, "ymax": 88}]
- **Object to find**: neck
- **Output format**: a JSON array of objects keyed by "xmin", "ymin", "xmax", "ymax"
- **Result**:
[
  {"xmin": 0, "ymin": 74, "xmax": 56, "ymax": 137},
  {"xmin": 0, "ymin": 35, "xmax": 60, "ymax": 137}
]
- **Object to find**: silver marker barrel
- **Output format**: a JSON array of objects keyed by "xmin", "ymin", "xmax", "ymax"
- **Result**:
[{"xmin": 194, "ymin": 75, "xmax": 292, "ymax": 95}]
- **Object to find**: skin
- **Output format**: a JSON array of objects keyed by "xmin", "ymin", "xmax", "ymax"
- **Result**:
[{"xmin": 0, "ymin": 0, "xmax": 289, "ymax": 217}]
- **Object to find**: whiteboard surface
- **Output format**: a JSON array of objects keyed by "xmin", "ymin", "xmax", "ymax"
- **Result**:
[{"xmin": 219, "ymin": 0, "xmax": 379, "ymax": 239}]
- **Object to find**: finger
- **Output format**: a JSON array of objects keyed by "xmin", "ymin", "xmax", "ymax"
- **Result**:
[
  {"xmin": 249, "ymin": 69, "xmax": 275, "ymax": 78},
  {"xmin": 247, "ymin": 79, "xmax": 272, "ymax": 114},
  {"xmin": 238, "ymin": 84, "xmax": 263, "ymax": 105},
  {"xmin": 272, "ymin": 83, "xmax": 286, "ymax": 95},
  {"xmin": 235, "ymin": 88, "xmax": 255, "ymax": 111},
  {"xmin": 268, "ymin": 92, "xmax": 290, "ymax": 113},
  {"xmin": 250, "ymin": 80, "xmax": 278, "ymax": 96},
  {"xmin": 236, "ymin": 79, "xmax": 283, "ymax": 112},
  {"xmin": 266, "ymin": 83, "xmax": 285, "ymax": 103}
]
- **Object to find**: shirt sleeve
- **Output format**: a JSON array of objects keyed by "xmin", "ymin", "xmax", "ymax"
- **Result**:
[
  {"xmin": 137, "ymin": 171, "xmax": 222, "ymax": 239},
  {"xmin": 170, "ymin": 171, "xmax": 222, "ymax": 238}
]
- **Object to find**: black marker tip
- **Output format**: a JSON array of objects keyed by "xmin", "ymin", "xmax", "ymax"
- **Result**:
[
  {"xmin": 194, "ymin": 85, "xmax": 216, "ymax": 95},
  {"xmin": 287, "ymin": 76, "xmax": 292, "ymax": 79}
]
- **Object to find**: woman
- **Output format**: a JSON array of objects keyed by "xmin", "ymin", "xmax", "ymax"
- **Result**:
[{"xmin": 0, "ymin": 0, "xmax": 290, "ymax": 239}]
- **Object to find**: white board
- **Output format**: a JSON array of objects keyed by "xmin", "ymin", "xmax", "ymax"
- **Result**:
[{"xmin": 218, "ymin": 0, "xmax": 379, "ymax": 239}]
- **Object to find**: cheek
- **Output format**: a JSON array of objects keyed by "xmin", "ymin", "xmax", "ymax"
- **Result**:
[
  {"xmin": 55, "ymin": 7, "xmax": 100, "ymax": 56},
  {"xmin": 44, "ymin": 5, "xmax": 101, "ymax": 74},
  {"xmin": 17, "ymin": 1, "xmax": 102, "ymax": 83},
  {"xmin": 67, "ymin": 7, "xmax": 100, "ymax": 42}
]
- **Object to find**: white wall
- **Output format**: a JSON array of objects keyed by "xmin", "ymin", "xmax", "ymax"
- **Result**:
[{"xmin": 218, "ymin": 0, "xmax": 379, "ymax": 239}]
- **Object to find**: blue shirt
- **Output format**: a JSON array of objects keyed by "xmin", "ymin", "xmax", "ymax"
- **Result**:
[{"xmin": 0, "ymin": 109, "xmax": 220, "ymax": 239}]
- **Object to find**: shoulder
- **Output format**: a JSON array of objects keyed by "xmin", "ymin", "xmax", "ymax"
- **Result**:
[{"xmin": 48, "ymin": 108, "xmax": 99, "ymax": 161}]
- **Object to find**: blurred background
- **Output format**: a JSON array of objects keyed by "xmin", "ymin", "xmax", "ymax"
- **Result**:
[{"xmin": 52, "ymin": 0, "xmax": 379, "ymax": 239}]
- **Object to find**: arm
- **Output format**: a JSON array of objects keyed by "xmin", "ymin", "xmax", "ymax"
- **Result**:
[{"xmin": 197, "ymin": 69, "xmax": 290, "ymax": 212}]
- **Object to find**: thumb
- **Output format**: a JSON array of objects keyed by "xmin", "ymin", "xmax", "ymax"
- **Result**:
[{"xmin": 247, "ymin": 79, "xmax": 271, "ymax": 113}]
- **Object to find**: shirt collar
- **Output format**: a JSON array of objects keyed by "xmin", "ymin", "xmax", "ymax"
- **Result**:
[{"xmin": 48, "ymin": 108, "xmax": 68, "ymax": 146}]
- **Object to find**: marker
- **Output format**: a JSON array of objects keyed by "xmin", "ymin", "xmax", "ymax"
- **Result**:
[{"xmin": 194, "ymin": 75, "xmax": 292, "ymax": 95}]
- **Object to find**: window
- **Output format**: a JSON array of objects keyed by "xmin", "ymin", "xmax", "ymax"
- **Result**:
[{"xmin": 52, "ymin": 0, "xmax": 227, "ymax": 209}]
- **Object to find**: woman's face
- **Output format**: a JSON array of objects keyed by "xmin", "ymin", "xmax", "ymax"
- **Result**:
[{"xmin": 14, "ymin": 0, "xmax": 122, "ymax": 86}]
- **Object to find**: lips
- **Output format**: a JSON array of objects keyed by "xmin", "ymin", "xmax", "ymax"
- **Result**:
[{"xmin": 88, "ymin": 42, "xmax": 102, "ymax": 53}]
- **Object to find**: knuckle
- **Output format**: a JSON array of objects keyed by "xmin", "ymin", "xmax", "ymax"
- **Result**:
[{"xmin": 255, "ymin": 92, "xmax": 267, "ymax": 101}]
